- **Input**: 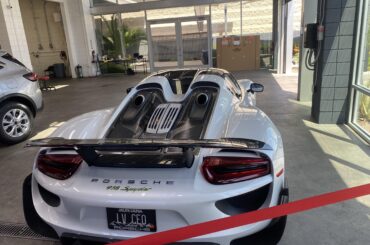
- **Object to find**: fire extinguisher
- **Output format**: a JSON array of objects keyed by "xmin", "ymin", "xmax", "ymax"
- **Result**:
[{"xmin": 75, "ymin": 64, "xmax": 83, "ymax": 78}]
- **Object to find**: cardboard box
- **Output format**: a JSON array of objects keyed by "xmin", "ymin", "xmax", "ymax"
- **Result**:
[{"xmin": 216, "ymin": 35, "xmax": 260, "ymax": 71}]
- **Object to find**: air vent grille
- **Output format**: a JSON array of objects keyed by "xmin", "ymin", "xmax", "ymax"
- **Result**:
[
  {"xmin": 147, "ymin": 104, "xmax": 182, "ymax": 134},
  {"xmin": 147, "ymin": 104, "xmax": 167, "ymax": 133}
]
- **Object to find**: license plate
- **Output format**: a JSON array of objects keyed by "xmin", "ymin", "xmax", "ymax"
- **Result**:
[{"xmin": 106, "ymin": 208, "xmax": 157, "ymax": 232}]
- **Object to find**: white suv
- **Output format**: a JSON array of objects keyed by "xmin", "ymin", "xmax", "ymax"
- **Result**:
[{"xmin": 0, "ymin": 51, "xmax": 43, "ymax": 144}]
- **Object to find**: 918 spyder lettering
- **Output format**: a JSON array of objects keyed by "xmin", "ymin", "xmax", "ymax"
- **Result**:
[{"xmin": 106, "ymin": 186, "xmax": 152, "ymax": 192}]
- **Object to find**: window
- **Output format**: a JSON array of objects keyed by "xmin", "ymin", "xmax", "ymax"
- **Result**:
[
  {"xmin": 350, "ymin": 0, "xmax": 370, "ymax": 142},
  {"xmin": 224, "ymin": 74, "xmax": 241, "ymax": 98},
  {"xmin": 228, "ymin": 73, "xmax": 242, "ymax": 94}
]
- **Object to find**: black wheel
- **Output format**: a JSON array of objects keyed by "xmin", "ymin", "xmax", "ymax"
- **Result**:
[
  {"xmin": 231, "ymin": 215, "xmax": 287, "ymax": 245},
  {"xmin": 0, "ymin": 102, "xmax": 34, "ymax": 144}
]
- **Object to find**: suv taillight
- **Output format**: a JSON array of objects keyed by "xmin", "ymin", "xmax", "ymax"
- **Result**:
[
  {"xmin": 201, "ymin": 156, "xmax": 271, "ymax": 185},
  {"xmin": 23, "ymin": 72, "xmax": 38, "ymax": 82},
  {"xmin": 37, "ymin": 153, "xmax": 83, "ymax": 180}
]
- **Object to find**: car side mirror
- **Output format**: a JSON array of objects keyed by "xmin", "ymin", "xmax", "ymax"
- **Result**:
[
  {"xmin": 247, "ymin": 83, "xmax": 264, "ymax": 93},
  {"xmin": 126, "ymin": 87, "xmax": 133, "ymax": 94}
]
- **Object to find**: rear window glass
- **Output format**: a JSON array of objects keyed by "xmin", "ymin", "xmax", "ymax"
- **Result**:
[{"xmin": 1, "ymin": 53, "xmax": 25, "ymax": 67}]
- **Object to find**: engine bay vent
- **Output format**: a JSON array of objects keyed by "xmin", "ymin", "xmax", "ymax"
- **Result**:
[{"xmin": 146, "ymin": 103, "xmax": 182, "ymax": 134}]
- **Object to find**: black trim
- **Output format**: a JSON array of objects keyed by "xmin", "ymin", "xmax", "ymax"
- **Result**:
[
  {"xmin": 38, "ymin": 184, "xmax": 61, "ymax": 207},
  {"xmin": 191, "ymin": 81, "xmax": 220, "ymax": 89},
  {"xmin": 27, "ymin": 138, "xmax": 269, "ymax": 168},
  {"xmin": 61, "ymin": 233, "xmax": 219, "ymax": 245},
  {"xmin": 0, "ymin": 93, "xmax": 38, "ymax": 116},
  {"xmin": 136, "ymin": 83, "xmax": 162, "ymax": 90},
  {"xmin": 22, "ymin": 174, "xmax": 59, "ymax": 239},
  {"xmin": 27, "ymin": 138, "xmax": 269, "ymax": 150},
  {"xmin": 230, "ymin": 183, "xmax": 289, "ymax": 245},
  {"xmin": 215, "ymin": 184, "xmax": 271, "ymax": 215}
]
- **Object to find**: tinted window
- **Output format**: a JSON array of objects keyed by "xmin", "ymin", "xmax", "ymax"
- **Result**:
[
  {"xmin": 1, "ymin": 53, "xmax": 25, "ymax": 67},
  {"xmin": 224, "ymin": 74, "xmax": 241, "ymax": 98},
  {"xmin": 227, "ymin": 73, "xmax": 242, "ymax": 95}
]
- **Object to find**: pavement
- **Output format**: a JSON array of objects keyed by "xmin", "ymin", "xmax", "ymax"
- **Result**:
[{"xmin": 0, "ymin": 70, "xmax": 369, "ymax": 245}]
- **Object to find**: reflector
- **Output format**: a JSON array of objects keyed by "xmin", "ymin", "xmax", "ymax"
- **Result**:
[
  {"xmin": 37, "ymin": 153, "xmax": 83, "ymax": 180},
  {"xmin": 201, "ymin": 156, "xmax": 270, "ymax": 184}
]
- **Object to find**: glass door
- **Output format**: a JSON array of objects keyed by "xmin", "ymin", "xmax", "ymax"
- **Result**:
[
  {"xmin": 350, "ymin": 0, "xmax": 370, "ymax": 143},
  {"xmin": 148, "ymin": 16, "xmax": 211, "ymax": 71},
  {"xmin": 148, "ymin": 22, "xmax": 179, "ymax": 69},
  {"xmin": 180, "ymin": 17, "xmax": 211, "ymax": 67}
]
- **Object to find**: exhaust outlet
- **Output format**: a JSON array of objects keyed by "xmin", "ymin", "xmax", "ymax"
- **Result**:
[
  {"xmin": 134, "ymin": 95, "xmax": 145, "ymax": 106},
  {"xmin": 196, "ymin": 93, "xmax": 209, "ymax": 106}
]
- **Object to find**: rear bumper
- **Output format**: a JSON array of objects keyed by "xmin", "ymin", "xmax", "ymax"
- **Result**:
[
  {"xmin": 61, "ymin": 233, "xmax": 219, "ymax": 245},
  {"xmin": 25, "ymin": 171, "xmax": 286, "ymax": 244}
]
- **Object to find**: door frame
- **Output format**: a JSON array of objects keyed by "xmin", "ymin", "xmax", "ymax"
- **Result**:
[{"xmin": 147, "ymin": 15, "xmax": 212, "ymax": 71}]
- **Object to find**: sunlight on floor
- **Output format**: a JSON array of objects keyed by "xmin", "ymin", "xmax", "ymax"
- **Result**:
[
  {"xmin": 30, "ymin": 121, "xmax": 64, "ymax": 140},
  {"xmin": 288, "ymin": 99, "xmax": 311, "ymax": 107},
  {"xmin": 304, "ymin": 120, "xmax": 370, "ymax": 207},
  {"xmin": 54, "ymin": 84, "xmax": 69, "ymax": 90}
]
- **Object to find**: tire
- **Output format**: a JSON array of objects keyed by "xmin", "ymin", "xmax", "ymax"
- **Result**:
[
  {"xmin": 231, "ymin": 215, "xmax": 287, "ymax": 245},
  {"xmin": 0, "ymin": 102, "xmax": 34, "ymax": 144},
  {"xmin": 23, "ymin": 174, "xmax": 59, "ymax": 239}
]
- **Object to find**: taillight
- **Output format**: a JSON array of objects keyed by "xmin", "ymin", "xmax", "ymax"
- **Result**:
[
  {"xmin": 23, "ymin": 72, "xmax": 38, "ymax": 82},
  {"xmin": 201, "ymin": 156, "xmax": 271, "ymax": 185},
  {"xmin": 37, "ymin": 153, "xmax": 83, "ymax": 180}
]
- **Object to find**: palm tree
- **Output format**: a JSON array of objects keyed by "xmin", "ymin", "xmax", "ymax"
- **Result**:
[{"xmin": 98, "ymin": 14, "xmax": 146, "ymax": 59}]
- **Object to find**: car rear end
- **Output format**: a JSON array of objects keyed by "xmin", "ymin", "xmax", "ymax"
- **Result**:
[
  {"xmin": 24, "ymin": 138, "xmax": 286, "ymax": 245},
  {"xmin": 0, "ymin": 52, "xmax": 42, "ymax": 111}
]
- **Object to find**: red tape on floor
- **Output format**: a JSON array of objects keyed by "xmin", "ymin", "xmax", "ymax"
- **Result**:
[{"xmin": 108, "ymin": 183, "xmax": 370, "ymax": 245}]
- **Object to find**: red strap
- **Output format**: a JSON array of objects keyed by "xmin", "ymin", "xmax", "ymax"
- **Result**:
[{"xmin": 108, "ymin": 183, "xmax": 370, "ymax": 245}]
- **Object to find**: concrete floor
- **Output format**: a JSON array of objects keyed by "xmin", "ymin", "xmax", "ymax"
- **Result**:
[{"xmin": 0, "ymin": 70, "xmax": 369, "ymax": 244}]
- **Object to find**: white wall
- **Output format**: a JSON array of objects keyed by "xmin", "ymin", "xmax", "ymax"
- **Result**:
[
  {"xmin": 1, "ymin": 0, "xmax": 98, "ymax": 78},
  {"xmin": 0, "ymin": 0, "xmax": 32, "ymax": 70},
  {"xmin": 19, "ymin": 0, "xmax": 70, "ymax": 75}
]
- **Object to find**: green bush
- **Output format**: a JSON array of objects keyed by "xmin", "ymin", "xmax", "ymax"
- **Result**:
[{"xmin": 359, "ymin": 79, "xmax": 370, "ymax": 120}]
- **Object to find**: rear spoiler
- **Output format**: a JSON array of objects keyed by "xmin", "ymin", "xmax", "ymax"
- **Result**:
[{"xmin": 26, "ymin": 138, "xmax": 271, "ymax": 168}]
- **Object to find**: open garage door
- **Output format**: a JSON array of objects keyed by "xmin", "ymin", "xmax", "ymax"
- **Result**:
[{"xmin": 147, "ymin": 16, "xmax": 212, "ymax": 71}]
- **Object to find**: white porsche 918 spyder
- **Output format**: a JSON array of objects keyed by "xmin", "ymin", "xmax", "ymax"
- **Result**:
[{"xmin": 23, "ymin": 68, "xmax": 288, "ymax": 245}]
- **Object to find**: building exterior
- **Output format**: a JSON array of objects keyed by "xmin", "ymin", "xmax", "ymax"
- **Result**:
[{"xmin": 311, "ymin": 0, "xmax": 370, "ymax": 141}]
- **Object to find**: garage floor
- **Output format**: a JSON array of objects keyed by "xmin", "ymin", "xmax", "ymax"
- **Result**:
[{"xmin": 0, "ymin": 70, "xmax": 369, "ymax": 245}]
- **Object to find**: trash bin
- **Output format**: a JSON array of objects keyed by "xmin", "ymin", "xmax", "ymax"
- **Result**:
[
  {"xmin": 201, "ymin": 50, "xmax": 208, "ymax": 65},
  {"xmin": 53, "ymin": 63, "xmax": 65, "ymax": 78}
]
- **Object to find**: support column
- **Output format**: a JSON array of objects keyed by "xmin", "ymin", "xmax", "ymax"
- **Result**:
[
  {"xmin": 312, "ymin": 0, "xmax": 358, "ymax": 123},
  {"xmin": 274, "ymin": 0, "xmax": 294, "ymax": 74},
  {"xmin": 60, "ymin": 0, "xmax": 98, "ymax": 78},
  {"xmin": 0, "ymin": 0, "xmax": 32, "ymax": 69},
  {"xmin": 284, "ymin": 0, "xmax": 294, "ymax": 74},
  {"xmin": 298, "ymin": 0, "xmax": 318, "ymax": 101}
]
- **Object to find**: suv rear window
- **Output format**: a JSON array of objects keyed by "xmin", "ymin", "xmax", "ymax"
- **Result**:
[{"xmin": 1, "ymin": 53, "xmax": 25, "ymax": 67}]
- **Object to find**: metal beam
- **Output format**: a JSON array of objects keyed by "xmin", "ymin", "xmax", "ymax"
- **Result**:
[{"xmin": 91, "ymin": 0, "xmax": 242, "ymax": 15}]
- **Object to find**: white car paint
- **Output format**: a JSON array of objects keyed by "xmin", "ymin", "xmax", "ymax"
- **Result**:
[{"xmin": 26, "ymin": 69, "xmax": 286, "ymax": 245}]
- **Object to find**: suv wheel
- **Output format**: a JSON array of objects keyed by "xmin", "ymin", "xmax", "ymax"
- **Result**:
[{"xmin": 0, "ymin": 102, "xmax": 34, "ymax": 144}]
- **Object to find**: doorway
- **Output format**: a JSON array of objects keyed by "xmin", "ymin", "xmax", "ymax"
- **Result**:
[{"xmin": 147, "ymin": 16, "xmax": 212, "ymax": 71}]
